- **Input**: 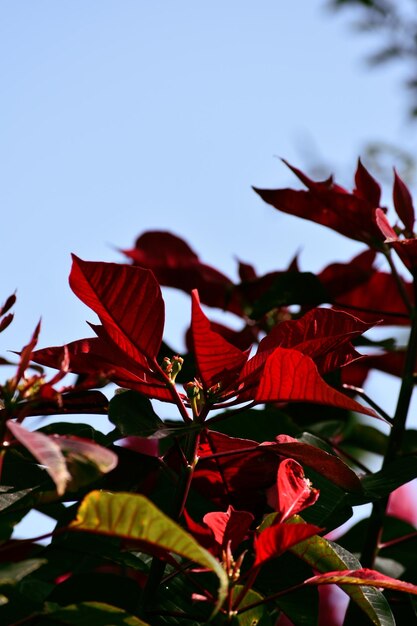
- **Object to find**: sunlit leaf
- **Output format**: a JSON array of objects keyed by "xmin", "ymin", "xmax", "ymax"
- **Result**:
[
  {"xmin": 69, "ymin": 490, "xmax": 228, "ymax": 612},
  {"xmin": 69, "ymin": 256, "xmax": 164, "ymax": 362},
  {"xmin": 256, "ymin": 347, "xmax": 377, "ymax": 416}
]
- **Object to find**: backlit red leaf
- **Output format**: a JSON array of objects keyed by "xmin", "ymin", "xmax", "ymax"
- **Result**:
[
  {"xmin": 254, "ymin": 522, "xmax": 321, "ymax": 567},
  {"xmin": 275, "ymin": 458, "xmax": 320, "ymax": 522},
  {"xmin": 393, "ymin": 169, "xmax": 415, "ymax": 233},
  {"xmin": 203, "ymin": 506, "xmax": 254, "ymax": 551},
  {"xmin": 259, "ymin": 307, "xmax": 375, "ymax": 373},
  {"xmin": 69, "ymin": 256, "xmax": 164, "ymax": 362},
  {"xmin": 255, "ymin": 347, "xmax": 377, "ymax": 416},
  {"xmin": 253, "ymin": 161, "xmax": 384, "ymax": 246},
  {"xmin": 354, "ymin": 159, "xmax": 381, "ymax": 207},
  {"xmin": 191, "ymin": 290, "xmax": 248, "ymax": 389}
]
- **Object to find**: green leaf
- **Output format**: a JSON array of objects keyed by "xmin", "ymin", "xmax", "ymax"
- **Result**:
[
  {"xmin": 0, "ymin": 486, "xmax": 35, "ymax": 512},
  {"xmin": 44, "ymin": 601, "xmax": 149, "ymax": 625},
  {"xmin": 288, "ymin": 517, "xmax": 395, "ymax": 626},
  {"xmin": 231, "ymin": 585, "xmax": 272, "ymax": 625},
  {"xmin": 248, "ymin": 272, "xmax": 328, "ymax": 319},
  {"xmin": 69, "ymin": 490, "xmax": 228, "ymax": 612},
  {"xmin": 360, "ymin": 456, "xmax": 417, "ymax": 502},
  {"xmin": 109, "ymin": 390, "xmax": 164, "ymax": 437},
  {"xmin": 0, "ymin": 560, "xmax": 46, "ymax": 587},
  {"xmin": 343, "ymin": 424, "xmax": 388, "ymax": 456}
]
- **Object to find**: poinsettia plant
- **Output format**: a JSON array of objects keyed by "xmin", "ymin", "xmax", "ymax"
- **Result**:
[{"xmin": 2, "ymin": 160, "xmax": 417, "ymax": 625}]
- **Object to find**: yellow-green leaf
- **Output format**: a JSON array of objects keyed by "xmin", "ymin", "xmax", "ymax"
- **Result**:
[{"xmin": 69, "ymin": 490, "xmax": 228, "ymax": 613}]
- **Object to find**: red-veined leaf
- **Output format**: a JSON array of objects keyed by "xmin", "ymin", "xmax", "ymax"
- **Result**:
[
  {"xmin": 191, "ymin": 290, "xmax": 247, "ymax": 389},
  {"xmin": 258, "ymin": 307, "xmax": 376, "ymax": 373},
  {"xmin": 255, "ymin": 347, "xmax": 378, "ymax": 417},
  {"xmin": 69, "ymin": 256, "xmax": 164, "ymax": 362}
]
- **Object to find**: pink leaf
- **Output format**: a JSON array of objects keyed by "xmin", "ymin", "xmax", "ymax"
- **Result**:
[{"xmin": 7, "ymin": 421, "xmax": 71, "ymax": 496}]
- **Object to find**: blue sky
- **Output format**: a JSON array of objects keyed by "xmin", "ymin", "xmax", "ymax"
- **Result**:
[
  {"xmin": 1, "ymin": 1, "xmax": 413, "ymax": 352},
  {"xmin": 1, "ymin": 1, "xmax": 416, "ymax": 535}
]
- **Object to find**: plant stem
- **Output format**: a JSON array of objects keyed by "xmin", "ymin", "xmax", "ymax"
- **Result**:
[
  {"xmin": 360, "ymin": 277, "xmax": 417, "ymax": 568},
  {"xmin": 143, "ymin": 425, "xmax": 201, "ymax": 612}
]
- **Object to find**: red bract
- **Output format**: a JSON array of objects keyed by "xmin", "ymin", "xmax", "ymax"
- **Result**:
[
  {"xmin": 203, "ymin": 506, "xmax": 254, "ymax": 552},
  {"xmin": 48, "ymin": 260, "xmax": 377, "ymax": 421},
  {"xmin": 190, "ymin": 291, "xmax": 377, "ymax": 417},
  {"xmin": 273, "ymin": 458, "xmax": 320, "ymax": 522},
  {"xmin": 332, "ymin": 270, "xmax": 413, "ymax": 324},
  {"xmin": 253, "ymin": 159, "xmax": 385, "ymax": 247},
  {"xmin": 122, "ymin": 230, "xmax": 243, "ymax": 315},
  {"xmin": 376, "ymin": 207, "xmax": 417, "ymax": 274},
  {"xmin": 254, "ymin": 522, "xmax": 321, "ymax": 567}
]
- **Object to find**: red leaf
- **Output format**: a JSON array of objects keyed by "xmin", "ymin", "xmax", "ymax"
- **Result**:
[
  {"xmin": 305, "ymin": 568, "xmax": 417, "ymax": 596},
  {"xmin": 191, "ymin": 290, "xmax": 248, "ymax": 389},
  {"xmin": 203, "ymin": 506, "xmax": 254, "ymax": 551},
  {"xmin": 275, "ymin": 458, "xmax": 320, "ymax": 522},
  {"xmin": 334, "ymin": 271, "xmax": 413, "ymax": 325},
  {"xmin": 69, "ymin": 256, "xmax": 164, "ymax": 362},
  {"xmin": 354, "ymin": 159, "xmax": 381, "ymax": 207},
  {"xmin": 255, "ymin": 347, "xmax": 377, "ymax": 416},
  {"xmin": 253, "ymin": 162, "xmax": 384, "ymax": 246},
  {"xmin": 254, "ymin": 522, "xmax": 321, "ymax": 567},
  {"xmin": 272, "ymin": 435, "xmax": 362, "ymax": 493},
  {"xmin": 259, "ymin": 307, "xmax": 375, "ymax": 373},
  {"xmin": 319, "ymin": 249, "xmax": 376, "ymax": 301},
  {"xmin": 123, "ymin": 231, "xmax": 243, "ymax": 315},
  {"xmin": 393, "ymin": 169, "xmax": 415, "ymax": 233}
]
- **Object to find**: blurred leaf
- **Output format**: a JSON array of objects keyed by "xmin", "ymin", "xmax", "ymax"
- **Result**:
[
  {"xmin": 0, "ymin": 560, "xmax": 46, "ymax": 587},
  {"xmin": 360, "ymin": 456, "xmax": 417, "ymax": 502},
  {"xmin": 248, "ymin": 272, "xmax": 328, "ymax": 319},
  {"xmin": 44, "ymin": 601, "xmax": 149, "ymax": 625}
]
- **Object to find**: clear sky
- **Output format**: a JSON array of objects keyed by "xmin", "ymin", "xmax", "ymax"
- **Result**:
[
  {"xmin": 1, "ymin": 1, "xmax": 413, "ymax": 351},
  {"xmin": 1, "ymin": 1, "xmax": 416, "ymax": 536}
]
